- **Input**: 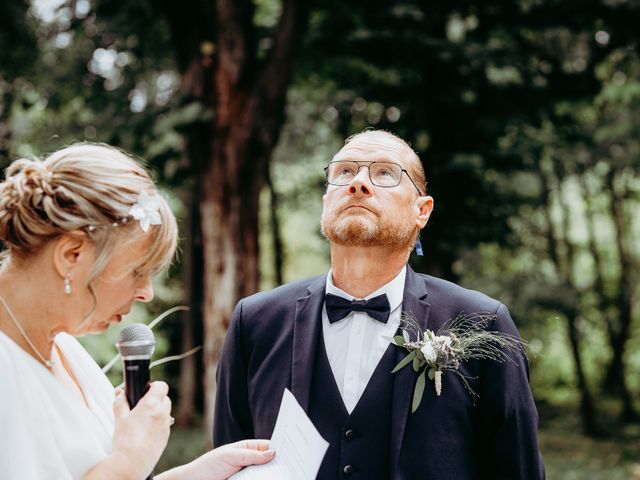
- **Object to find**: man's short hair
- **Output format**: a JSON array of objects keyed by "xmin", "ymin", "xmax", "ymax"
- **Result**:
[{"xmin": 344, "ymin": 130, "xmax": 427, "ymax": 195}]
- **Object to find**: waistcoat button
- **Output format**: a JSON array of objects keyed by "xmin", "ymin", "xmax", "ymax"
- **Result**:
[
  {"xmin": 343, "ymin": 465, "xmax": 354, "ymax": 474},
  {"xmin": 345, "ymin": 429, "xmax": 355, "ymax": 439}
]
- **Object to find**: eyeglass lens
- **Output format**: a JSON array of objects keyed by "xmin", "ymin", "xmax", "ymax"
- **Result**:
[{"xmin": 326, "ymin": 161, "xmax": 402, "ymax": 187}]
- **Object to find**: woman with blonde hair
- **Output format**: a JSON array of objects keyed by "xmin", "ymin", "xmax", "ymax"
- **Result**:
[{"xmin": 0, "ymin": 143, "xmax": 273, "ymax": 479}]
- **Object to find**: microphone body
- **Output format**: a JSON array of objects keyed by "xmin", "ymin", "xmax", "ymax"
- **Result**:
[
  {"xmin": 116, "ymin": 323, "xmax": 156, "ymax": 480},
  {"xmin": 123, "ymin": 358, "xmax": 151, "ymax": 408}
]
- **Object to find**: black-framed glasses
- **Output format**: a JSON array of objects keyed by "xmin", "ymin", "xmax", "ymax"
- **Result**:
[{"xmin": 324, "ymin": 160, "xmax": 423, "ymax": 195}]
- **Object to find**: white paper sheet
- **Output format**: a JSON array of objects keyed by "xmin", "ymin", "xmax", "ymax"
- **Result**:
[{"xmin": 229, "ymin": 388, "xmax": 329, "ymax": 480}]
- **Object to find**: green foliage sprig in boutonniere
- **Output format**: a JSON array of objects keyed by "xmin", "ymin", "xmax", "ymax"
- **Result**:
[{"xmin": 391, "ymin": 312, "xmax": 526, "ymax": 413}]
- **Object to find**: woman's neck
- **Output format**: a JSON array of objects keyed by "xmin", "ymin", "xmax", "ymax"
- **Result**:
[{"xmin": 0, "ymin": 267, "xmax": 60, "ymax": 368}]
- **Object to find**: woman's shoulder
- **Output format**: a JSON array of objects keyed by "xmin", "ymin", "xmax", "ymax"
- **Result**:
[{"xmin": 0, "ymin": 331, "xmax": 40, "ymax": 376}]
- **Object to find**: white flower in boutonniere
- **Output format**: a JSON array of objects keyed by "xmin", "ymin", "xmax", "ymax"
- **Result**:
[
  {"xmin": 391, "ymin": 312, "xmax": 526, "ymax": 413},
  {"xmin": 129, "ymin": 191, "xmax": 162, "ymax": 232}
]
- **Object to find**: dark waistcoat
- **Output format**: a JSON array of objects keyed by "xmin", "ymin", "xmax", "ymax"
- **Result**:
[{"xmin": 308, "ymin": 336, "xmax": 396, "ymax": 480}]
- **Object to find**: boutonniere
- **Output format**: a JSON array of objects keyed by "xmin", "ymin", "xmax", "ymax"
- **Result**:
[{"xmin": 391, "ymin": 312, "xmax": 526, "ymax": 413}]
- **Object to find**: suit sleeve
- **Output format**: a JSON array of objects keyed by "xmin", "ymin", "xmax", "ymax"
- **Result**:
[
  {"xmin": 212, "ymin": 300, "xmax": 255, "ymax": 447},
  {"xmin": 476, "ymin": 303, "xmax": 545, "ymax": 480}
]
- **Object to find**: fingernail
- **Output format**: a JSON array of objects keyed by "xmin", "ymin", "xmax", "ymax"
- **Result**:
[{"xmin": 261, "ymin": 449, "xmax": 275, "ymax": 457}]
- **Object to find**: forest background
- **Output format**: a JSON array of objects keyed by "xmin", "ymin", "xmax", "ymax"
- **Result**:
[{"xmin": 1, "ymin": 0, "xmax": 640, "ymax": 477}]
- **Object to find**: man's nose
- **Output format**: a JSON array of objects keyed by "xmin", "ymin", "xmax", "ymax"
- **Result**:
[{"xmin": 348, "ymin": 167, "xmax": 372, "ymax": 195}]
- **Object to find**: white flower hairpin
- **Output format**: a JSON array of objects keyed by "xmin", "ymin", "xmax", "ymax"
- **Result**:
[{"xmin": 129, "ymin": 191, "xmax": 162, "ymax": 232}]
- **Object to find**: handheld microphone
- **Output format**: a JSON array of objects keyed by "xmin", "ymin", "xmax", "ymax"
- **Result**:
[
  {"xmin": 116, "ymin": 323, "xmax": 156, "ymax": 480},
  {"xmin": 116, "ymin": 323, "xmax": 156, "ymax": 408}
]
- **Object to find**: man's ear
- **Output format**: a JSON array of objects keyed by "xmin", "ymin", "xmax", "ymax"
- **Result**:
[
  {"xmin": 414, "ymin": 195, "xmax": 434, "ymax": 229},
  {"xmin": 52, "ymin": 232, "xmax": 91, "ymax": 279}
]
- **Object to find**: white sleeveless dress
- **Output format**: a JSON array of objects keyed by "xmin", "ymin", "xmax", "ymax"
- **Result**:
[{"xmin": 0, "ymin": 331, "xmax": 115, "ymax": 479}]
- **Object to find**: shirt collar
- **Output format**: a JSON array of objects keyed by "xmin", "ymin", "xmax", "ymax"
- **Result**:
[{"xmin": 325, "ymin": 265, "xmax": 406, "ymax": 313}]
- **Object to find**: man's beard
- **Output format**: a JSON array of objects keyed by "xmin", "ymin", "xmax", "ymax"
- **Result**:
[{"xmin": 321, "ymin": 210, "xmax": 415, "ymax": 248}]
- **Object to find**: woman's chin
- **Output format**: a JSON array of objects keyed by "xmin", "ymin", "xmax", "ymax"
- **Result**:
[
  {"xmin": 72, "ymin": 315, "xmax": 123, "ymax": 336},
  {"xmin": 86, "ymin": 320, "xmax": 114, "ymax": 335}
]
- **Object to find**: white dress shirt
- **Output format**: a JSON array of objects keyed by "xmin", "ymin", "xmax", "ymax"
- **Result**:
[{"xmin": 322, "ymin": 266, "xmax": 406, "ymax": 414}]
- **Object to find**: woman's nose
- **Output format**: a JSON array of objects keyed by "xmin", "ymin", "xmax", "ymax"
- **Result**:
[{"xmin": 135, "ymin": 278, "xmax": 154, "ymax": 303}]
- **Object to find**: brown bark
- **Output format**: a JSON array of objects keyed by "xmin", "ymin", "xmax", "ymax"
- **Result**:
[
  {"xmin": 162, "ymin": 0, "xmax": 312, "ymax": 438},
  {"xmin": 266, "ymin": 161, "xmax": 284, "ymax": 285},
  {"xmin": 175, "ymin": 184, "xmax": 205, "ymax": 426}
]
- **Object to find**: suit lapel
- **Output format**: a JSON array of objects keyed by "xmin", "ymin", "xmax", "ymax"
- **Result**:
[
  {"xmin": 390, "ymin": 266, "xmax": 431, "ymax": 475},
  {"xmin": 291, "ymin": 276, "xmax": 326, "ymax": 412}
]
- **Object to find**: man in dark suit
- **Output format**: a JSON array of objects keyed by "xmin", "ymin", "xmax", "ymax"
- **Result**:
[{"xmin": 213, "ymin": 130, "xmax": 545, "ymax": 479}]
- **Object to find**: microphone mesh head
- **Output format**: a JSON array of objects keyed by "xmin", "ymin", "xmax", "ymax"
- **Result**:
[{"xmin": 116, "ymin": 323, "xmax": 156, "ymax": 358}]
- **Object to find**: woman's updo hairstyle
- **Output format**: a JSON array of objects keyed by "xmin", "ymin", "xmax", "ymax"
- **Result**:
[{"xmin": 0, "ymin": 143, "xmax": 178, "ymax": 282}]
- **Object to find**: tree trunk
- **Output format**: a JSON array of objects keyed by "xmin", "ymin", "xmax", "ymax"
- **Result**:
[
  {"xmin": 539, "ymin": 164, "xmax": 599, "ymax": 435},
  {"xmin": 266, "ymin": 160, "xmax": 285, "ymax": 285},
  {"xmin": 577, "ymin": 172, "xmax": 615, "ymax": 343},
  {"xmin": 0, "ymin": 0, "xmax": 35, "ymax": 165},
  {"xmin": 0, "ymin": 82, "xmax": 13, "ymax": 165},
  {"xmin": 201, "ymin": 126, "xmax": 264, "ymax": 436},
  {"xmin": 161, "ymin": 0, "xmax": 312, "ymax": 439},
  {"xmin": 175, "ymin": 182, "xmax": 204, "ymax": 426},
  {"xmin": 578, "ymin": 170, "xmax": 635, "ymax": 419},
  {"xmin": 603, "ymin": 169, "xmax": 636, "ymax": 421}
]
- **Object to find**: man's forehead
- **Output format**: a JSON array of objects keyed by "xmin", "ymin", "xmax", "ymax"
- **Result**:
[{"xmin": 333, "ymin": 135, "xmax": 411, "ymax": 163}]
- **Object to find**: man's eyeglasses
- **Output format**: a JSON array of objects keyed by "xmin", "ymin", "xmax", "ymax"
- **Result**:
[{"xmin": 324, "ymin": 160, "xmax": 423, "ymax": 196}]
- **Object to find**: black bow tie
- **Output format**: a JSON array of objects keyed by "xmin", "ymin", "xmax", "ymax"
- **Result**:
[{"xmin": 325, "ymin": 293, "xmax": 391, "ymax": 324}]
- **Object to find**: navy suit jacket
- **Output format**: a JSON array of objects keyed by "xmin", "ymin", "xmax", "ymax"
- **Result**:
[{"xmin": 213, "ymin": 267, "xmax": 545, "ymax": 479}]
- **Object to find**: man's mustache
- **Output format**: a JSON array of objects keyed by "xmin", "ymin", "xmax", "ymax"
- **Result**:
[{"xmin": 337, "ymin": 201, "xmax": 380, "ymax": 216}]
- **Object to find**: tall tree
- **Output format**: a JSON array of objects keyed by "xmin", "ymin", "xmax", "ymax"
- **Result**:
[
  {"xmin": 0, "ymin": 0, "xmax": 36, "ymax": 165},
  {"xmin": 158, "ymin": 0, "xmax": 312, "ymax": 431},
  {"xmin": 534, "ymin": 152, "xmax": 599, "ymax": 434},
  {"xmin": 298, "ymin": 0, "xmax": 610, "ymax": 279},
  {"xmin": 0, "ymin": 0, "xmax": 313, "ymax": 428}
]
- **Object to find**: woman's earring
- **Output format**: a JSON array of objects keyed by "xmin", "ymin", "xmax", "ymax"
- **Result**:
[{"xmin": 64, "ymin": 273, "xmax": 72, "ymax": 295}]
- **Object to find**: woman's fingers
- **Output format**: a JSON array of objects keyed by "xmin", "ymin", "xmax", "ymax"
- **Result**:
[
  {"xmin": 231, "ymin": 439, "xmax": 272, "ymax": 452},
  {"xmin": 141, "ymin": 381, "xmax": 169, "ymax": 403},
  {"xmin": 135, "ymin": 381, "xmax": 172, "ymax": 421},
  {"xmin": 112, "ymin": 387, "xmax": 129, "ymax": 420},
  {"xmin": 224, "ymin": 440, "xmax": 275, "ymax": 467}
]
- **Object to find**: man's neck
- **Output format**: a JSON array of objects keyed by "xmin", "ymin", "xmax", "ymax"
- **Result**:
[{"xmin": 329, "ymin": 244, "xmax": 410, "ymax": 298}]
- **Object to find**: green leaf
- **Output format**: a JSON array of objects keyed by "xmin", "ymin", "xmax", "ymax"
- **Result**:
[
  {"xmin": 393, "ymin": 335, "xmax": 406, "ymax": 346},
  {"xmin": 428, "ymin": 368, "xmax": 435, "ymax": 381},
  {"xmin": 412, "ymin": 370, "xmax": 426, "ymax": 413},
  {"xmin": 391, "ymin": 350, "xmax": 416, "ymax": 373},
  {"xmin": 412, "ymin": 355, "xmax": 421, "ymax": 372}
]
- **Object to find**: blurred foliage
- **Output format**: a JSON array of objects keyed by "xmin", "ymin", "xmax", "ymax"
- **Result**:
[
  {"xmin": 537, "ymin": 399, "xmax": 640, "ymax": 479},
  {"xmin": 289, "ymin": 0, "xmax": 640, "ymax": 431},
  {"xmin": 0, "ymin": 0, "xmax": 639, "ymax": 470},
  {"xmin": 156, "ymin": 425, "xmax": 209, "ymax": 473}
]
